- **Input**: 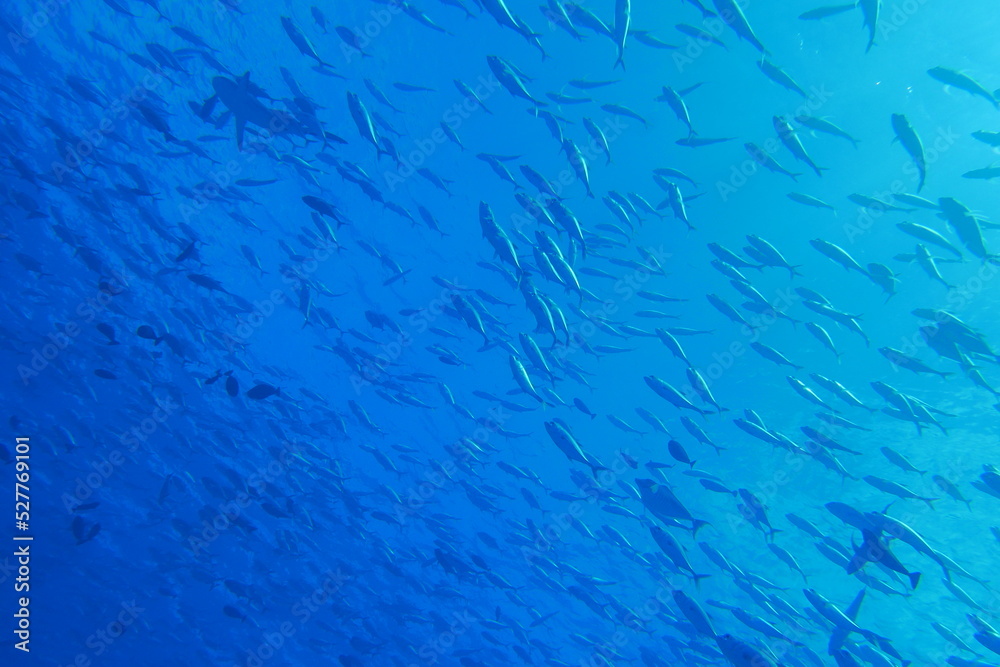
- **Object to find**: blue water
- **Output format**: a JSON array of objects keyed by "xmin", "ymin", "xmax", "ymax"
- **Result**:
[{"xmin": 3, "ymin": 0, "xmax": 1000, "ymax": 665}]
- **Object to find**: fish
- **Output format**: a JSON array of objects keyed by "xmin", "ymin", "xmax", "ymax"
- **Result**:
[
  {"xmin": 938, "ymin": 197, "xmax": 991, "ymax": 260},
  {"xmin": 864, "ymin": 475, "xmax": 939, "ymax": 509},
  {"xmin": 600, "ymin": 103, "xmax": 646, "ymax": 128},
  {"xmin": 745, "ymin": 142, "xmax": 801, "ymax": 181},
  {"xmin": 212, "ymin": 72, "xmax": 300, "ymax": 150},
  {"xmin": 799, "ymin": 4, "xmax": 856, "ymax": 20},
  {"xmin": 897, "ymin": 222, "xmax": 963, "ymax": 259},
  {"xmin": 773, "ymin": 116, "xmax": 826, "ymax": 177},
  {"xmin": 759, "ymin": 60, "xmax": 806, "ymax": 97},
  {"xmin": 795, "ymin": 115, "xmax": 859, "ymax": 147},
  {"xmin": 611, "ymin": 0, "xmax": 630, "ymax": 70},
  {"xmin": 644, "ymin": 375, "xmax": 711, "ymax": 416},
  {"xmin": 487, "ymin": 55, "xmax": 547, "ymax": 107},
  {"xmin": 787, "ymin": 192, "xmax": 835, "ymax": 211},
  {"xmin": 810, "ymin": 238, "xmax": 870, "ymax": 277},
  {"xmin": 879, "ymin": 346, "xmax": 954, "ymax": 378},
  {"xmin": 280, "ymin": 16, "xmax": 335, "ymax": 69},
  {"xmin": 544, "ymin": 420, "xmax": 606, "ymax": 476},
  {"xmin": 711, "ymin": 0, "xmax": 768, "ymax": 54},
  {"xmin": 891, "ymin": 113, "xmax": 926, "ymax": 191},
  {"xmin": 859, "ymin": 0, "xmax": 880, "ymax": 52},
  {"xmin": 928, "ymin": 66, "xmax": 999, "ymax": 108},
  {"xmin": 246, "ymin": 383, "xmax": 280, "ymax": 400},
  {"xmin": 655, "ymin": 86, "xmax": 695, "ymax": 136},
  {"xmin": 15, "ymin": 5, "xmax": 1000, "ymax": 665},
  {"xmin": 631, "ymin": 31, "xmax": 676, "ymax": 50}
]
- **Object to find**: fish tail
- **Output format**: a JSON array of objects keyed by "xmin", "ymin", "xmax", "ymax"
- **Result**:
[{"xmin": 589, "ymin": 464, "xmax": 611, "ymax": 478}]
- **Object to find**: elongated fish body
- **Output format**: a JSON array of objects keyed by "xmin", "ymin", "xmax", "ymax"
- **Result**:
[
  {"xmin": 650, "ymin": 526, "xmax": 708, "ymax": 581},
  {"xmin": 795, "ymin": 114, "xmax": 859, "ymax": 147},
  {"xmin": 864, "ymin": 475, "xmax": 938, "ymax": 509},
  {"xmin": 711, "ymin": 0, "xmax": 768, "ymax": 54},
  {"xmin": 928, "ymin": 66, "xmax": 999, "ymax": 108},
  {"xmin": 745, "ymin": 142, "xmax": 801, "ymax": 181},
  {"xmin": 346, "ymin": 92, "xmax": 381, "ymax": 153},
  {"xmin": 487, "ymin": 55, "xmax": 546, "ymax": 106},
  {"xmin": 787, "ymin": 376, "xmax": 838, "ymax": 412},
  {"xmin": 663, "ymin": 181, "xmax": 692, "ymax": 230},
  {"xmin": 773, "ymin": 115, "xmax": 824, "ymax": 176},
  {"xmin": 799, "ymin": 4, "xmax": 856, "ymax": 20},
  {"xmin": 806, "ymin": 322, "xmax": 841, "ymax": 360},
  {"xmin": 510, "ymin": 355, "xmax": 545, "ymax": 403},
  {"xmin": 891, "ymin": 113, "xmax": 926, "ymax": 191},
  {"xmin": 656, "ymin": 86, "xmax": 694, "ymax": 135},
  {"xmin": 481, "ymin": 0, "xmax": 523, "ymax": 33},
  {"xmin": 583, "ymin": 118, "xmax": 612, "ymax": 164},
  {"xmin": 759, "ymin": 60, "xmax": 805, "ymax": 97},
  {"xmin": 859, "ymin": 0, "xmax": 880, "ymax": 52},
  {"xmin": 672, "ymin": 590, "xmax": 715, "ymax": 636},
  {"xmin": 644, "ymin": 375, "xmax": 709, "ymax": 415},
  {"xmin": 281, "ymin": 16, "xmax": 331, "ymax": 68},
  {"xmin": 913, "ymin": 243, "xmax": 955, "ymax": 289},
  {"xmin": 938, "ymin": 197, "xmax": 991, "ymax": 259},
  {"xmin": 897, "ymin": 222, "xmax": 963, "ymax": 258},
  {"xmin": 746, "ymin": 234, "xmax": 800, "ymax": 277},
  {"xmin": 787, "ymin": 192, "xmax": 835, "ymax": 210},
  {"xmin": 562, "ymin": 139, "xmax": 593, "ymax": 198},
  {"xmin": 545, "ymin": 422, "xmax": 606, "ymax": 477},
  {"xmin": 612, "ymin": 0, "xmax": 630, "ymax": 70},
  {"xmin": 810, "ymin": 238, "xmax": 869, "ymax": 276}
]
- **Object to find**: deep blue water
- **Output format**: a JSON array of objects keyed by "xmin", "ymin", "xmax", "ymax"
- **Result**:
[{"xmin": 3, "ymin": 0, "xmax": 1000, "ymax": 665}]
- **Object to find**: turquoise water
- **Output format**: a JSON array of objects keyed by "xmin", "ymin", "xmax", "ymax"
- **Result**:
[{"xmin": 3, "ymin": 0, "xmax": 1000, "ymax": 665}]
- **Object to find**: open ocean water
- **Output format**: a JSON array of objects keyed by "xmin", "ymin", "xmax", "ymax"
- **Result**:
[{"xmin": 3, "ymin": 0, "xmax": 1000, "ymax": 665}]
